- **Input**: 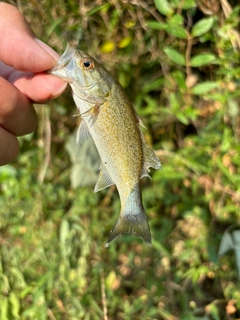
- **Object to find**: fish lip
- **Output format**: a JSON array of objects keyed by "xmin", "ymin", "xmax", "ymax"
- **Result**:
[
  {"xmin": 49, "ymin": 60, "xmax": 71, "ymax": 79},
  {"xmin": 48, "ymin": 44, "xmax": 75, "ymax": 82},
  {"xmin": 56, "ymin": 44, "xmax": 75, "ymax": 69}
]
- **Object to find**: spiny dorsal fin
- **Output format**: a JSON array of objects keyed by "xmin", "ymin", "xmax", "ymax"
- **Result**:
[{"xmin": 136, "ymin": 114, "xmax": 147, "ymax": 129}]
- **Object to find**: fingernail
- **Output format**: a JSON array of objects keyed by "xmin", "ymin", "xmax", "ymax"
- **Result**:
[{"xmin": 35, "ymin": 38, "xmax": 60, "ymax": 61}]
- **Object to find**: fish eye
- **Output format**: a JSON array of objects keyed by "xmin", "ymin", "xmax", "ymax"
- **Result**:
[{"xmin": 80, "ymin": 59, "xmax": 95, "ymax": 70}]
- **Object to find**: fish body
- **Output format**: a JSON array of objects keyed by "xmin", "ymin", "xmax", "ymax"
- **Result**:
[{"xmin": 49, "ymin": 46, "xmax": 161, "ymax": 246}]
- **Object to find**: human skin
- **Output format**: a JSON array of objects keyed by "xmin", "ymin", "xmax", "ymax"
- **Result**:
[{"xmin": 0, "ymin": 3, "xmax": 67, "ymax": 166}]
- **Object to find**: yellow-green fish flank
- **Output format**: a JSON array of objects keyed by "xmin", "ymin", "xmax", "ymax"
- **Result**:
[{"xmin": 49, "ymin": 45, "xmax": 161, "ymax": 246}]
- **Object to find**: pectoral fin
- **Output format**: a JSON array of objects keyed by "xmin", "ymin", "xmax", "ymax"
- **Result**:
[
  {"xmin": 76, "ymin": 120, "xmax": 91, "ymax": 144},
  {"xmin": 94, "ymin": 163, "xmax": 114, "ymax": 193},
  {"xmin": 80, "ymin": 104, "xmax": 101, "ymax": 117},
  {"xmin": 79, "ymin": 104, "xmax": 101, "ymax": 127}
]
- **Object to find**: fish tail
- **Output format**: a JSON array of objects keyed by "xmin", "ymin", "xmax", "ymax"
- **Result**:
[{"xmin": 105, "ymin": 208, "xmax": 151, "ymax": 247}]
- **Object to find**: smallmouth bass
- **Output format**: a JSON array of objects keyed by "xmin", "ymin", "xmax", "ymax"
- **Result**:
[{"xmin": 49, "ymin": 46, "xmax": 161, "ymax": 247}]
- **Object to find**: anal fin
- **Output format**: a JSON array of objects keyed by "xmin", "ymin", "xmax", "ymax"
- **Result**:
[
  {"xmin": 140, "ymin": 143, "xmax": 161, "ymax": 179},
  {"xmin": 94, "ymin": 163, "xmax": 115, "ymax": 193}
]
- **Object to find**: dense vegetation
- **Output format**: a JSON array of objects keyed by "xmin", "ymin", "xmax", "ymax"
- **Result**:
[{"xmin": 1, "ymin": 0, "xmax": 240, "ymax": 319}]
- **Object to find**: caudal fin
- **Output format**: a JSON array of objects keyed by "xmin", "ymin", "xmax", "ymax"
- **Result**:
[{"xmin": 105, "ymin": 211, "xmax": 151, "ymax": 247}]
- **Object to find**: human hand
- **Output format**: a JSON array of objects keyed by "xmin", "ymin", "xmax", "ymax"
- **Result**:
[{"xmin": 0, "ymin": 3, "xmax": 67, "ymax": 166}]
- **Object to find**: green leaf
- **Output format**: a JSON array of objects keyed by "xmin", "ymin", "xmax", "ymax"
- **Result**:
[
  {"xmin": 142, "ymin": 77, "xmax": 164, "ymax": 93},
  {"xmin": 0, "ymin": 165, "xmax": 17, "ymax": 182},
  {"xmin": 176, "ymin": 112, "xmax": 189, "ymax": 124},
  {"xmin": 163, "ymin": 47, "xmax": 185, "ymax": 65},
  {"xmin": 9, "ymin": 293, "xmax": 20, "ymax": 319},
  {"xmin": 152, "ymin": 238, "xmax": 171, "ymax": 257},
  {"xmin": 0, "ymin": 297, "xmax": 8, "ymax": 320},
  {"xmin": 45, "ymin": 18, "xmax": 65, "ymax": 40},
  {"xmin": 166, "ymin": 24, "xmax": 187, "ymax": 39},
  {"xmin": 154, "ymin": 166, "xmax": 185, "ymax": 181},
  {"xmin": 182, "ymin": 0, "xmax": 197, "ymax": 9},
  {"xmin": 206, "ymin": 303, "xmax": 220, "ymax": 320},
  {"xmin": 172, "ymin": 70, "xmax": 187, "ymax": 90},
  {"xmin": 228, "ymin": 99, "xmax": 239, "ymax": 118},
  {"xmin": 191, "ymin": 17, "xmax": 215, "ymax": 37},
  {"xmin": 87, "ymin": 3, "xmax": 110, "ymax": 15},
  {"xmin": 146, "ymin": 20, "xmax": 166, "ymax": 30},
  {"xmin": 154, "ymin": 0, "xmax": 173, "ymax": 16},
  {"xmin": 192, "ymin": 81, "xmax": 218, "ymax": 94},
  {"xmin": 59, "ymin": 220, "xmax": 70, "ymax": 257},
  {"xmin": 169, "ymin": 14, "xmax": 183, "ymax": 25},
  {"xmin": 190, "ymin": 54, "xmax": 216, "ymax": 67}
]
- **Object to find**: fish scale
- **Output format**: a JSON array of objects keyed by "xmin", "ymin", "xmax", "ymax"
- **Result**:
[
  {"xmin": 49, "ymin": 45, "xmax": 161, "ymax": 246},
  {"xmin": 91, "ymin": 93, "xmax": 142, "ymax": 200}
]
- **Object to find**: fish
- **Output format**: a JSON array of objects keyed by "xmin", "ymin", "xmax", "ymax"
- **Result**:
[{"xmin": 49, "ymin": 45, "xmax": 161, "ymax": 247}]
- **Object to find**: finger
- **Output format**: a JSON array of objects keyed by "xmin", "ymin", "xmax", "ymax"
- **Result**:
[
  {"xmin": 0, "ymin": 3, "xmax": 59, "ymax": 73},
  {"xmin": 0, "ymin": 77, "xmax": 37, "ymax": 136},
  {"xmin": 0, "ymin": 60, "xmax": 67, "ymax": 103},
  {"xmin": 10, "ymin": 71, "xmax": 67, "ymax": 102},
  {"xmin": 0, "ymin": 126, "xmax": 19, "ymax": 166}
]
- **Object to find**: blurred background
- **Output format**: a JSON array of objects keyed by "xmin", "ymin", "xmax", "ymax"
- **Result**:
[{"xmin": 0, "ymin": 0, "xmax": 240, "ymax": 319}]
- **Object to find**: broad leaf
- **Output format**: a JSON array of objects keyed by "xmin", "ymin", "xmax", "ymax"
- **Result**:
[
  {"xmin": 190, "ymin": 54, "xmax": 216, "ymax": 67},
  {"xmin": 154, "ymin": 0, "xmax": 173, "ymax": 16},
  {"xmin": 191, "ymin": 17, "xmax": 215, "ymax": 37},
  {"xmin": 146, "ymin": 20, "xmax": 166, "ymax": 30},
  {"xmin": 163, "ymin": 47, "xmax": 185, "ymax": 65},
  {"xmin": 192, "ymin": 81, "xmax": 218, "ymax": 94},
  {"xmin": 166, "ymin": 24, "xmax": 187, "ymax": 39}
]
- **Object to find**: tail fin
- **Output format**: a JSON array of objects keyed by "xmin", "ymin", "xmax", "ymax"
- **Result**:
[{"xmin": 105, "ymin": 210, "xmax": 151, "ymax": 247}]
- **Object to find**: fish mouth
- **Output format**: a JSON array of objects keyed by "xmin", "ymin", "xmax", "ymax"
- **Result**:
[{"xmin": 48, "ymin": 44, "xmax": 75, "ymax": 82}]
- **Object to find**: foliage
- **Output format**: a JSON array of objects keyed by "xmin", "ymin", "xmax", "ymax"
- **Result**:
[{"xmin": 1, "ymin": 0, "xmax": 240, "ymax": 319}]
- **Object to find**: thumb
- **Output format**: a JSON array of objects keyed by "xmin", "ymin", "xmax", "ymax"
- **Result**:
[{"xmin": 0, "ymin": 3, "xmax": 59, "ymax": 73}]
